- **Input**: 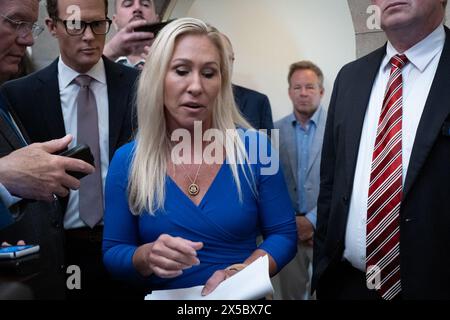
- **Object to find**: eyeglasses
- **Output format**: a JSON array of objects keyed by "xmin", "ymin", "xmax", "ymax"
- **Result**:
[
  {"xmin": 0, "ymin": 14, "xmax": 44, "ymax": 39},
  {"xmin": 55, "ymin": 18, "xmax": 112, "ymax": 36}
]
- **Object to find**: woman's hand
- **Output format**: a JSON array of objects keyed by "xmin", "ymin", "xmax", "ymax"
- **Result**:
[
  {"xmin": 201, "ymin": 263, "xmax": 247, "ymax": 296},
  {"xmin": 132, "ymin": 234, "xmax": 203, "ymax": 278}
]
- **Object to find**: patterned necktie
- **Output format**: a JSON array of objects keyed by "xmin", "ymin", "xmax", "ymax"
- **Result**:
[
  {"xmin": 75, "ymin": 75, "xmax": 103, "ymax": 228},
  {"xmin": 366, "ymin": 54, "xmax": 408, "ymax": 300}
]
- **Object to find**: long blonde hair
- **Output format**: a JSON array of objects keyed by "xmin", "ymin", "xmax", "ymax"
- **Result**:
[{"xmin": 129, "ymin": 18, "xmax": 254, "ymax": 215}]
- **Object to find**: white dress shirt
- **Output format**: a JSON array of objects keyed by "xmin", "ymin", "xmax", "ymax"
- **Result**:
[
  {"xmin": 344, "ymin": 24, "xmax": 445, "ymax": 271},
  {"xmin": 58, "ymin": 58, "xmax": 109, "ymax": 229}
]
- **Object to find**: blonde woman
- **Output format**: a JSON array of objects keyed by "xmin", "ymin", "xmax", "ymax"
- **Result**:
[{"xmin": 102, "ymin": 18, "xmax": 296, "ymax": 295}]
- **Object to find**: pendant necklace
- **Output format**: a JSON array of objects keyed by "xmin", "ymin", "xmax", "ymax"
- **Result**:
[{"xmin": 178, "ymin": 162, "xmax": 203, "ymax": 196}]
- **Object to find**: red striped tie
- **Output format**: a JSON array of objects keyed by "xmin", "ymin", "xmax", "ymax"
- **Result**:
[{"xmin": 366, "ymin": 54, "xmax": 408, "ymax": 300}]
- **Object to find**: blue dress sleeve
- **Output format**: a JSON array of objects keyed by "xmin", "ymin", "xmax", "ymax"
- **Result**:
[{"xmin": 102, "ymin": 142, "xmax": 147, "ymax": 284}]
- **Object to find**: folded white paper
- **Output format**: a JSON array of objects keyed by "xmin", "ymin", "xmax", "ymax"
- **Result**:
[{"xmin": 145, "ymin": 255, "xmax": 273, "ymax": 300}]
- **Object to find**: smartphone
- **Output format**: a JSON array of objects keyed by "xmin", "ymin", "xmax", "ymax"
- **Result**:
[
  {"xmin": 0, "ymin": 245, "xmax": 40, "ymax": 260},
  {"xmin": 133, "ymin": 19, "xmax": 176, "ymax": 35},
  {"xmin": 58, "ymin": 144, "xmax": 95, "ymax": 179}
]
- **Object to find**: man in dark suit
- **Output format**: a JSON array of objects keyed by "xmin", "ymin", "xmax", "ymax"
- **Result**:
[
  {"xmin": 219, "ymin": 33, "xmax": 274, "ymax": 131},
  {"xmin": 0, "ymin": 0, "xmax": 95, "ymax": 299},
  {"xmin": 313, "ymin": 0, "xmax": 450, "ymax": 300},
  {"xmin": 1, "ymin": 0, "xmax": 139, "ymax": 299}
]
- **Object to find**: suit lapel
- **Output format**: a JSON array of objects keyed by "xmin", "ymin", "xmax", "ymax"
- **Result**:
[
  {"xmin": 104, "ymin": 57, "xmax": 128, "ymax": 160},
  {"xmin": 233, "ymin": 85, "xmax": 247, "ymax": 113},
  {"xmin": 344, "ymin": 46, "xmax": 386, "ymax": 188},
  {"xmin": 403, "ymin": 28, "xmax": 450, "ymax": 197},
  {"xmin": 37, "ymin": 59, "xmax": 66, "ymax": 139}
]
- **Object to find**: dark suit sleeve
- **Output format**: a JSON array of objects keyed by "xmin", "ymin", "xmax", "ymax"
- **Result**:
[{"xmin": 313, "ymin": 69, "xmax": 341, "ymax": 284}]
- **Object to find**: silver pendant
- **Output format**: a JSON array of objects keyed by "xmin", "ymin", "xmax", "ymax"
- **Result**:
[{"xmin": 188, "ymin": 183, "xmax": 200, "ymax": 196}]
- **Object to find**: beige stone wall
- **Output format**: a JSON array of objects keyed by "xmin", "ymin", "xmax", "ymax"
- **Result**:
[{"xmin": 348, "ymin": 0, "xmax": 450, "ymax": 58}]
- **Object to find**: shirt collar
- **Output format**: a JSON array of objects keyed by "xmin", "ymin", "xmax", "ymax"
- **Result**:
[
  {"xmin": 384, "ymin": 24, "xmax": 445, "ymax": 73},
  {"xmin": 58, "ymin": 56, "xmax": 107, "ymax": 89}
]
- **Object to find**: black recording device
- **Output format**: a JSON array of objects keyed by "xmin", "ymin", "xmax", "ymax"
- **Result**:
[
  {"xmin": 133, "ymin": 19, "xmax": 176, "ymax": 35},
  {"xmin": 58, "ymin": 144, "xmax": 95, "ymax": 179}
]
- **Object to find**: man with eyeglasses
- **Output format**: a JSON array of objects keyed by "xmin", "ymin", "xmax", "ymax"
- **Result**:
[
  {"xmin": 0, "ymin": 0, "xmax": 96, "ymax": 299},
  {"xmin": 1, "ymin": 0, "xmax": 139, "ymax": 299},
  {"xmin": 103, "ymin": 0, "xmax": 159, "ymax": 69}
]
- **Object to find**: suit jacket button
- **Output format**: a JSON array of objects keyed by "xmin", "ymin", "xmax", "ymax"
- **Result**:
[{"xmin": 343, "ymin": 196, "xmax": 349, "ymax": 204}]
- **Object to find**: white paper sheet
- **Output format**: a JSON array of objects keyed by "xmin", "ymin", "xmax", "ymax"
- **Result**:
[{"xmin": 145, "ymin": 255, "xmax": 273, "ymax": 300}]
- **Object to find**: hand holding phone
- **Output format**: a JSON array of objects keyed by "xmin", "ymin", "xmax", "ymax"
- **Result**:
[
  {"xmin": 0, "ymin": 245, "xmax": 40, "ymax": 259},
  {"xmin": 58, "ymin": 144, "xmax": 95, "ymax": 179}
]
